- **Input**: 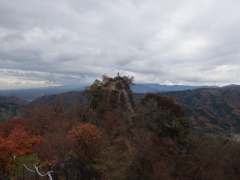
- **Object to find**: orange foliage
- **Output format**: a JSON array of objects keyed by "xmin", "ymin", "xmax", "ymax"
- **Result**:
[
  {"xmin": 68, "ymin": 123, "xmax": 100, "ymax": 160},
  {"xmin": 0, "ymin": 127, "xmax": 43, "ymax": 172}
]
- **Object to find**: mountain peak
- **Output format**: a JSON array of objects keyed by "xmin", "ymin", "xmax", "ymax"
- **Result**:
[{"xmin": 89, "ymin": 76, "xmax": 135, "ymax": 114}]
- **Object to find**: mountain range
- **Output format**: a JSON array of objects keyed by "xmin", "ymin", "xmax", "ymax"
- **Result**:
[
  {"xmin": 131, "ymin": 83, "xmax": 219, "ymax": 93},
  {"xmin": 1, "ymin": 83, "xmax": 240, "ymax": 133},
  {"xmin": 2, "ymin": 76, "xmax": 239, "ymax": 179},
  {"xmin": 0, "ymin": 83, "xmax": 224, "ymax": 101}
]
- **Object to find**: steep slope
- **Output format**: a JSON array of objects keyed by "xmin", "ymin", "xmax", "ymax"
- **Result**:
[
  {"xmin": 88, "ymin": 76, "xmax": 136, "ymax": 126},
  {"xmin": 90, "ymin": 76, "xmax": 135, "ymax": 111}
]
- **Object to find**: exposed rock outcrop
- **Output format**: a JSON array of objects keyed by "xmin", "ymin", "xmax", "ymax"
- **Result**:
[
  {"xmin": 91, "ymin": 76, "xmax": 135, "ymax": 112},
  {"xmin": 89, "ymin": 76, "xmax": 136, "ymax": 127}
]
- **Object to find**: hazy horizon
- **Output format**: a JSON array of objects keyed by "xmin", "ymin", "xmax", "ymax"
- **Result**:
[{"xmin": 0, "ymin": 81, "xmax": 237, "ymax": 91}]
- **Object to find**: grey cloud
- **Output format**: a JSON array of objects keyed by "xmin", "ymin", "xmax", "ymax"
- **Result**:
[
  {"xmin": 0, "ymin": 0, "xmax": 240, "ymax": 89},
  {"xmin": 1, "ymin": 33, "xmax": 24, "ymax": 42}
]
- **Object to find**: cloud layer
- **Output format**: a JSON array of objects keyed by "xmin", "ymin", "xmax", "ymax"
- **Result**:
[{"xmin": 1, "ymin": 0, "xmax": 240, "ymax": 89}]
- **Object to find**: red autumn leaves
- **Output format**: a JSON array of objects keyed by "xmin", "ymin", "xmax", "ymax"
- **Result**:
[{"xmin": 0, "ymin": 126, "xmax": 43, "ymax": 172}]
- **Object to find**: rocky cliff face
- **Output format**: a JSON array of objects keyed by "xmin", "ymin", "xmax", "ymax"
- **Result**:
[
  {"xmin": 91, "ymin": 76, "xmax": 135, "ymax": 113},
  {"xmin": 89, "ymin": 76, "xmax": 136, "ymax": 127}
]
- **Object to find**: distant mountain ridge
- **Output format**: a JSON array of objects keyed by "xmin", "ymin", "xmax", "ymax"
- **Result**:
[
  {"xmin": 0, "ymin": 83, "xmax": 227, "ymax": 101},
  {"xmin": 132, "ymin": 83, "xmax": 218, "ymax": 93},
  {"xmin": 0, "ymin": 85, "xmax": 85, "ymax": 101},
  {"xmin": 0, "ymin": 96, "xmax": 28, "ymax": 106},
  {"xmin": 30, "ymin": 91, "xmax": 88, "ymax": 108}
]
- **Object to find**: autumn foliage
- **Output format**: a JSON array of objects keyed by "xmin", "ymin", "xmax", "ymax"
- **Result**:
[
  {"xmin": 0, "ymin": 127, "xmax": 43, "ymax": 173},
  {"xmin": 1, "ymin": 76, "xmax": 240, "ymax": 179},
  {"xmin": 68, "ymin": 123, "xmax": 100, "ymax": 160}
]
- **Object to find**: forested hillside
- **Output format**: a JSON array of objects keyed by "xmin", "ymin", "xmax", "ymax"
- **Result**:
[
  {"xmin": 0, "ymin": 96, "xmax": 28, "ymax": 123},
  {"xmin": 1, "ymin": 76, "xmax": 240, "ymax": 179},
  {"xmin": 162, "ymin": 86, "xmax": 240, "ymax": 132}
]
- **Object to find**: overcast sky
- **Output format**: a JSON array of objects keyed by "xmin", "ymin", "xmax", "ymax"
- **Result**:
[{"xmin": 1, "ymin": 0, "xmax": 240, "ymax": 89}]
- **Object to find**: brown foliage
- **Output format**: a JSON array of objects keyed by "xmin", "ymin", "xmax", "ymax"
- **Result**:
[{"xmin": 173, "ymin": 131, "xmax": 240, "ymax": 179}]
